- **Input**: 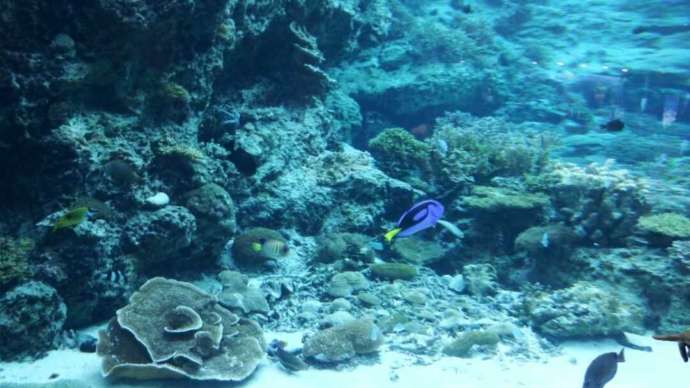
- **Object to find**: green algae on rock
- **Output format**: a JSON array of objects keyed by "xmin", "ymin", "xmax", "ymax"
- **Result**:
[
  {"xmin": 391, "ymin": 237, "xmax": 447, "ymax": 265},
  {"xmin": 637, "ymin": 213, "xmax": 690, "ymax": 246},
  {"xmin": 370, "ymin": 263, "xmax": 418, "ymax": 281},
  {"xmin": 462, "ymin": 186, "xmax": 549, "ymax": 212},
  {"xmin": 368, "ymin": 127, "xmax": 431, "ymax": 181},
  {"xmin": 0, "ymin": 237, "xmax": 33, "ymax": 291}
]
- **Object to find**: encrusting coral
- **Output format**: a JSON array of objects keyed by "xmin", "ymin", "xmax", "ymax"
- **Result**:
[{"xmin": 97, "ymin": 277, "xmax": 265, "ymax": 381}]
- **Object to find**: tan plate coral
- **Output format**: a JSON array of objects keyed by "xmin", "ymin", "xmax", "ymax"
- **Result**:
[{"xmin": 97, "ymin": 277, "xmax": 265, "ymax": 381}]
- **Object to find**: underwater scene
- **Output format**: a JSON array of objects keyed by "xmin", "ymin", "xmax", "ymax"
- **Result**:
[{"xmin": 1, "ymin": 0, "xmax": 690, "ymax": 387}]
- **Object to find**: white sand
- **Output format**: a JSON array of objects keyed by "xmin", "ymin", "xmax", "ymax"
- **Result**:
[{"xmin": 0, "ymin": 332, "xmax": 683, "ymax": 388}]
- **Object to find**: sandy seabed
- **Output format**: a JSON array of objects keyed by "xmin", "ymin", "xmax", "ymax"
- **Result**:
[{"xmin": 0, "ymin": 332, "xmax": 684, "ymax": 388}]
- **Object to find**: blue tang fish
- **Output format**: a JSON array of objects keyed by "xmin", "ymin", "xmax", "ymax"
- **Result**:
[
  {"xmin": 582, "ymin": 349, "xmax": 624, "ymax": 388},
  {"xmin": 384, "ymin": 199, "xmax": 444, "ymax": 242}
]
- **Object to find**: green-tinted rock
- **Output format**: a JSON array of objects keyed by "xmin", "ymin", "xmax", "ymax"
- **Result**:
[
  {"xmin": 391, "ymin": 238, "xmax": 447, "ymax": 265},
  {"xmin": 637, "ymin": 213, "xmax": 690, "ymax": 246},
  {"xmin": 370, "ymin": 263, "xmax": 417, "ymax": 281},
  {"xmin": 443, "ymin": 330, "xmax": 500, "ymax": 358},
  {"xmin": 524, "ymin": 281, "xmax": 646, "ymax": 339},
  {"xmin": 514, "ymin": 224, "xmax": 577, "ymax": 258},
  {"xmin": 357, "ymin": 292, "xmax": 382, "ymax": 306},
  {"xmin": 303, "ymin": 319, "xmax": 383, "ymax": 363},
  {"xmin": 462, "ymin": 186, "xmax": 549, "ymax": 212},
  {"xmin": 367, "ymin": 127, "xmax": 431, "ymax": 181},
  {"xmin": 315, "ymin": 233, "xmax": 374, "ymax": 264}
]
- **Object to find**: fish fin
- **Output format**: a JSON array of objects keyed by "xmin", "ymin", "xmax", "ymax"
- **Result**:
[
  {"xmin": 618, "ymin": 348, "xmax": 625, "ymax": 362},
  {"xmin": 680, "ymin": 343, "xmax": 689, "ymax": 363},
  {"xmin": 251, "ymin": 242, "xmax": 263, "ymax": 252},
  {"xmin": 384, "ymin": 228, "xmax": 402, "ymax": 243}
]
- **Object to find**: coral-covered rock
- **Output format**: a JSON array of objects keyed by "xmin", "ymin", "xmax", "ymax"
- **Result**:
[
  {"xmin": 544, "ymin": 160, "xmax": 650, "ymax": 246},
  {"xmin": 218, "ymin": 271, "xmax": 270, "ymax": 315},
  {"xmin": 303, "ymin": 319, "xmax": 383, "ymax": 363},
  {"xmin": 315, "ymin": 232, "xmax": 375, "ymax": 264},
  {"xmin": 327, "ymin": 271, "xmax": 369, "ymax": 298},
  {"xmin": 0, "ymin": 281, "xmax": 66, "ymax": 361},
  {"xmin": 97, "ymin": 277, "xmax": 265, "ymax": 381},
  {"xmin": 391, "ymin": 237, "xmax": 447, "ymax": 265},
  {"xmin": 183, "ymin": 183, "xmax": 236, "ymax": 263},
  {"xmin": 636, "ymin": 213, "xmax": 690, "ymax": 247},
  {"xmin": 524, "ymin": 281, "xmax": 646, "ymax": 339},
  {"xmin": 122, "ymin": 206, "xmax": 197, "ymax": 267},
  {"xmin": 462, "ymin": 264, "xmax": 498, "ymax": 297}
]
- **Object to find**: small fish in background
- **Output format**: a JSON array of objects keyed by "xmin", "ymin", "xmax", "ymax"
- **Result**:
[
  {"xmin": 600, "ymin": 118, "xmax": 625, "ymax": 132},
  {"xmin": 436, "ymin": 138, "xmax": 449, "ymax": 156},
  {"xmin": 384, "ymin": 199, "xmax": 444, "ymax": 242},
  {"xmin": 582, "ymin": 349, "xmax": 625, "ymax": 388},
  {"xmin": 640, "ymin": 96, "xmax": 648, "ymax": 112},
  {"xmin": 540, "ymin": 232, "xmax": 550, "ymax": 248},
  {"xmin": 251, "ymin": 238, "xmax": 289, "ymax": 259},
  {"xmin": 410, "ymin": 123, "xmax": 431, "ymax": 139},
  {"xmin": 680, "ymin": 140, "xmax": 689, "ymax": 155},
  {"xmin": 662, "ymin": 95, "xmax": 680, "ymax": 128}
]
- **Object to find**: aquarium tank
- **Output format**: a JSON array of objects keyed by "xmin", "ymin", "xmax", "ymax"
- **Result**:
[{"xmin": 1, "ymin": 0, "xmax": 690, "ymax": 387}]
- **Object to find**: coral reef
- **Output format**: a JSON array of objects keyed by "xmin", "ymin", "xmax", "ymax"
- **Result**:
[
  {"xmin": 524, "ymin": 281, "xmax": 646, "ymax": 339},
  {"xmin": 368, "ymin": 127, "xmax": 431, "ymax": 183},
  {"xmin": 122, "ymin": 206, "xmax": 197, "ymax": 268},
  {"xmin": 97, "ymin": 277, "xmax": 265, "ymax": 381},
  {"xmin": 0, "ymin": 281, "xmax": 66, "ymax": 361},
  {"xmin": 542, "ymin": 161, "xmax": 650, "ymax": 246}
]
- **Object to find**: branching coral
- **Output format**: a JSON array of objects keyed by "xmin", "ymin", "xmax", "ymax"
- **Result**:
[
  {"xmin": 368, "ymin": 127, "xmax": 431, "ymax": 183},
  {"xmin": 429, "ymin": 112, "xmax": 551, "ymax": 191},
  {"xmin": 543, "ymin": 160, "xmax": 650, "ymax": 246}
]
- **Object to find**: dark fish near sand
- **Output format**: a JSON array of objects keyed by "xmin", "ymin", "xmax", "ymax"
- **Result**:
[
  {"xmin": 600, "ymin": 118, "xmax": 625, "ymax": 132},
  {"xmin": 582, "ymin": 348, "xmax": 625, "ymax": 388},
  {"xmin": 268, "ymin": 340, "xmax": 308, "ymax": 372}
]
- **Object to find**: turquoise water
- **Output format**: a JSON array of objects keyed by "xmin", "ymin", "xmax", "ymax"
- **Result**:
[{"xmin": 0, "ymin": 1, "xmax": 688, "ymax": 387}]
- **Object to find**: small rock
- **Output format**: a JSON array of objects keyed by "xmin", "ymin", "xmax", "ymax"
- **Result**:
[
  {"xmin": 145, "ymin": 192, "xmax": 170, "ymax": 207},
  {"xmin": 78, "ymin": 334, "xmax": 97, "ymax": 353}
]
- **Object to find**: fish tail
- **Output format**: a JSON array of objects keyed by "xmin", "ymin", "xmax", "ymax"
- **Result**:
[
  {"xmin": 384, "ymin": 228, "xmax": 402, "ymax": 243},
  {"xmin": 618, "ymin": 348, "xmax": 625, "ymax": 362}
]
